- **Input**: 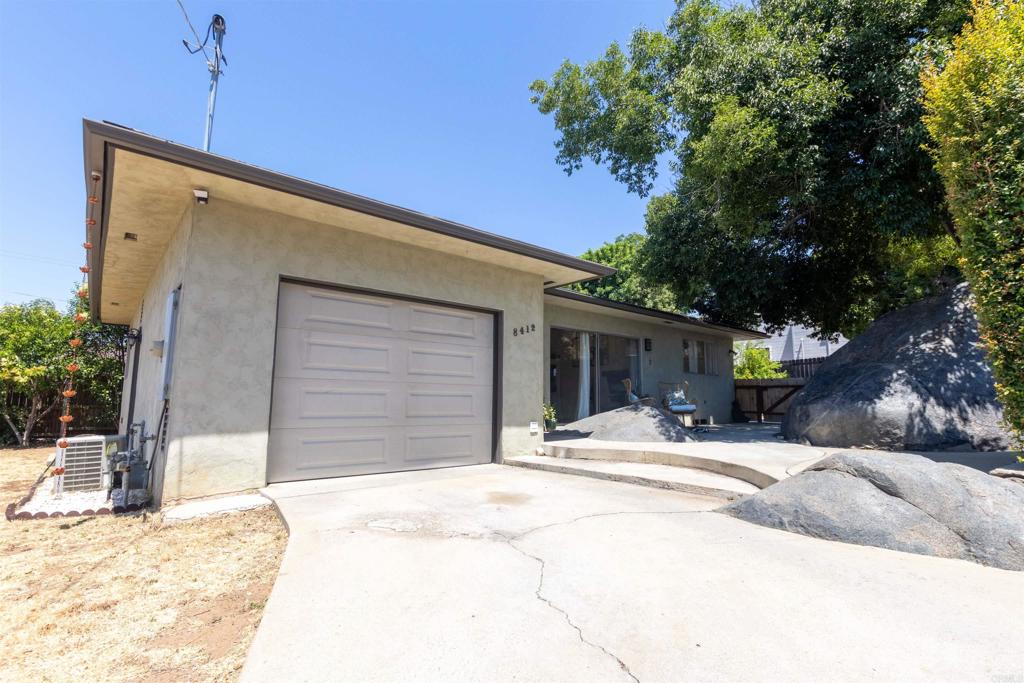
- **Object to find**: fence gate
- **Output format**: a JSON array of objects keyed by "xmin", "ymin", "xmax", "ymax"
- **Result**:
[{"xmin": 734, "ymin": 378, "xmax": 806, "ymax": 423}]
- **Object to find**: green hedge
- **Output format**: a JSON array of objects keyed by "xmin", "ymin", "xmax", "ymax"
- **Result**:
[{"xmin": 922, "ymin": 0, "xmax": 1024, "ymax": 452}]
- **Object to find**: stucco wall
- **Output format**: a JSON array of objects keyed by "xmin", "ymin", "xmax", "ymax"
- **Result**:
[
  {"xmin": 117, "ymin": 203, "xmax": 193, "ymax": 505},
  {"xmin": 543, "ymin": 302, "xmax": 736, "ymax": 424},
  {"xmin": 158, "ymin": 198, "xmax": 544, "ymax": 501}
]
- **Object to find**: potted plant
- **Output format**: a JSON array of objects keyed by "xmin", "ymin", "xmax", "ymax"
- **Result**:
[{"xmin": 542, "ymin": 403, "xmax": 557, "ymax": 432}]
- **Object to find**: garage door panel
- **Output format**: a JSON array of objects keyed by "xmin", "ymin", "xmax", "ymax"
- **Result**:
[
  {"xmin": 270, "ymin": 378, "xmax": 394, "ymax": 424},
  {"xmin": 268, "ymin": 425, "xmax": 489, "ymax": 481},
  {"xmin": 270, "ymin": 378, "xmax": 490, "ymax": 428},
  {"xmin": 268, "ymin": 283, "xmax": 495, "ymax": 482},
  {"xmin": 406, "ymin": 304, "xmax": 493, "ymax": 347},
  {"xmin": 277, "ymin": 286, "xmax": 398, "ymax": 333},
  {"xmin": 403, "ymin": 427, "xmax": 491, "ymax": 465},
  {"xmin": 274, "ymin": 329, "xmax": 399, "ymax": 379},
  {"xmin": 407, "ymin": 345, "xmax": 492, "ymax": 382},
  {"xmin": 305, "ymin": 337, "xmax": 393, "ymax": 374},
  {"xmin": 274, "ymin": 329, "xmax": 492, "ymax": 384},
  {"xmin": 267, "ymin": 428, "xmax": 392, "ymax": 481},
  {"xmin": 404, "ymin": 384, "xmax": 492, "ymax": 422},
  {"xmin": 277, "ymin": 285, "xmax": 493, "ymax": 349}
]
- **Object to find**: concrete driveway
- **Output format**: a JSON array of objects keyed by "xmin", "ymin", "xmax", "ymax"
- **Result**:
[{"xmin": 243, "ymin": 465, "xmax": 1023, "ymax": 683}]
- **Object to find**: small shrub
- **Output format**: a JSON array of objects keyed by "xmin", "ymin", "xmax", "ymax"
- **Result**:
[
  {"xmin": 733, "ymin": 343, "xmax": 788, "ymax": 380},
  {"xmin": 542, "ymin": 403, "xmax": 557, "ymax": 430}
]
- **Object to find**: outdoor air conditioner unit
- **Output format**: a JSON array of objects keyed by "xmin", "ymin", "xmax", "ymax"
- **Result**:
[{"xmin": 53, "ymin": 435, "xmax": 124, "ymax": 494}]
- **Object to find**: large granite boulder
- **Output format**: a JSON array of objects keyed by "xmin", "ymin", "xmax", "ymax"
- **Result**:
[
  {"xmin": 719, "ymin": 451, "xmax": 1024, "ymax": 570},
  {"xmin": 557, "ymin": 404, "xmax": 698, "ymax": 442},
  {"xmin": 783, "ymin": 283, "xmax": 1011, "ymax": 451}
]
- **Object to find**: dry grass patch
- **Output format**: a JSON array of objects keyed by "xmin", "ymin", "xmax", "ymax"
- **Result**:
[{"xmin": 0, "ymin": 447, "xmax": 287, "ymax": 683}]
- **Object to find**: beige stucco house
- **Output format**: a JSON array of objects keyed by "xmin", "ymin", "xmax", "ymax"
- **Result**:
[{"xmin": 82, "ymin": 120, "xmax": 764, "ymax": 505}]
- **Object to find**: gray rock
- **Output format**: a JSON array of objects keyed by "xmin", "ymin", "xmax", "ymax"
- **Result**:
[
  {"xmin": 783, "ymin": 283, "xmax": 1012, "ymax": 451},
  {"xmin": 557, "ymin": 404, "xmax": 697, "ymax": 443},
  {"xmin": 990, "ymin": 462, "xmax": 1024, "ymax": 486},
  {"xmin": 719, "ymin": 451, "xmax": 1024, "ymax": 570}
]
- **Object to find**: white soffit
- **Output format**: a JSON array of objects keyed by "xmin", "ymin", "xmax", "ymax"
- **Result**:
[{"xmin": 99, "ymin": 148, "xmax": 602, "ymax": 323}]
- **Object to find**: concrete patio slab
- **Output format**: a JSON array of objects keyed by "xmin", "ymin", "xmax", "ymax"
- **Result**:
[
  {"xmin": 505, "ymin": 454, "xmax": 758, "ymax": 500},
  {"xmin": 545, "ymin": 423, "xmax": 1021, "ymax": 486},
  {"xmin": 244, "ymin": 464, "xmax": 1024, "ymax": 683}
]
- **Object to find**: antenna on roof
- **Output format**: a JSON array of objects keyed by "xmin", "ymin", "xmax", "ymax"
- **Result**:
[{"xmin": 177, "ymin": 2, "xmax": 227, "ymax": 152}]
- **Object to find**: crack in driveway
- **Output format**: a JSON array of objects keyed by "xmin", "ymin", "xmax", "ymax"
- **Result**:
[
  {"xmin": 314, "ymin": 508, "xmax": 707, "ymax": 682},
  {"xmin": 494, "ymin": 510, "xmax": 704, "ymax": 683},
  {"xmin": 501, "ymin": 532, "xmax": 640, "ymax": 683}
]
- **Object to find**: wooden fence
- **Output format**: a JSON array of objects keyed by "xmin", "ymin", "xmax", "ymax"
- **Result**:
[
  {"xmin": 734, "ymin": 378, "xmax": 806, "ymax": 423},
  {"xmin": 780, "ymin": 356, "xmax": 826, "ymax": 379},
  {"xmin": 2, "ymin": 390, "xmax": 119, "ymax": 442}
]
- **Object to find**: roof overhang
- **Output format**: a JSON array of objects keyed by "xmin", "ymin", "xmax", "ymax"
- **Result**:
[
  {"xmin": 82, "ymin": 119, "xmax": 615, "ymax": 324},
  {"xmin": 544, "ymin": 288, "xmax": 768, "ymax": 341}
]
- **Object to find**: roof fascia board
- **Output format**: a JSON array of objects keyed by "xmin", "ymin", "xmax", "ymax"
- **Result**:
[
  {"xmin": 82, "ymin": 130, "xmax": 114, "ymax": 321},
  {"xmin": 544, "ymin": 288, "xmax": 768, "ymax": 340}
]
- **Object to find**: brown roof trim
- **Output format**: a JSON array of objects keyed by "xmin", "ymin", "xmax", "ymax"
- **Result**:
[
  {"xmin": 82, "ymin": 120, "xmax": 615, "ymax": 320},
  {"xmin": 544, "ymin": 288, "xmax": 769, "ymax": 340}
]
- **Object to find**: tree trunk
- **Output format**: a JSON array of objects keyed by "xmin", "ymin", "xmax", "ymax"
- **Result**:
[
  {"xmin": 20, "ymin": 396, "xmax": 40, "ymax": 446},
  {"xmin": 17, "ymin": 394, "xmax": 61, "ymax": 446},
  {"xmin": 2, "ymin": 411, "xmax": 24, "ymax": 446},
  {"xmin": 943, "ymin": 215, "xmax": 962, "ymax": 247}
]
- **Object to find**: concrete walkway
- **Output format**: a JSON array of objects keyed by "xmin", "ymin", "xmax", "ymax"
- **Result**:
[{"xmin": 244, "ymin": 465, "xmax": 1023, "ymax": 683}]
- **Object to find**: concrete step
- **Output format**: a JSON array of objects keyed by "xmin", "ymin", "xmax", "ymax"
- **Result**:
[
  {"xmin": 541, "ymin": 439, "xmax": 789, "ymax": 489},
  {"xmin": 504, "ymin": 455, "xmax": 759, "ymax": 501}
]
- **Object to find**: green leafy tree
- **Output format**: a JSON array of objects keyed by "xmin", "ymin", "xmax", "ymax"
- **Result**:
[
  {"xmin": 922, "ymin": 0, "xmax": 1024, "ymax": 451},
  {"xmin": 574, "ymin": 233, "xmax": 680, "ymax": 310},
  {"xmin": 0, "ymin": 300, "xmax": 74, "ymax": 445},
  {"xmin": 531, "ymin": 0, "xmax": 969, "ymax": 338},
  {"xmin": 0, "ymin": 289, "xmax": 126, "ymax": 446},
  {"xmin": 733, "ymin": 342, "xmax": 788, "ymax": 380}
]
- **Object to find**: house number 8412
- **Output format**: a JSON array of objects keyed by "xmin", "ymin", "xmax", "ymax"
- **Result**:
[{"xmin": 513, "ymin": 324, "xmax": 537, "ymax": 337}]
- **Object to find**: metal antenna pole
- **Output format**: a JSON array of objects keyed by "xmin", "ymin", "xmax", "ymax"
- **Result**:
[{"xmin": 203, "ymin": 14, "xmax": 227, "ymax": 152}]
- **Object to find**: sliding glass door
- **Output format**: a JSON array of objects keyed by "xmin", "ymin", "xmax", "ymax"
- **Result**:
[
  {"xmin": 598, "ymin": 334, "xmax": 641, "ymax": 411},
  {"xmin": 550, "ymin": 329, "xmax": 594, "ymax": 422},
  {"xmin": 549, "ymin": 328, "xmax": 640, "ymax": 423}
]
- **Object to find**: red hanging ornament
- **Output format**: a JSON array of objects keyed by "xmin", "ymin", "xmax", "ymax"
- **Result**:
[
  {"xmin": 63, "ymin": 389, "xmax": 77, "ymax": 398},
  {"xmin": 74, "ymin": 312, "xmax": 88, "ymax": 323},
  {"xmin": 59, "ymin": 414, "xmax": 74, "ymax": 424},
  {"xmin": 57, "ymin": 439, "xmax": 69, "ymax": 449},
  {"xmin": 69, "ymin": 338, "xmax": 83, "ymax": 348},
  {"xmin": 88, "ymin": 196, "xmax": 99, "ymax": 204},
  {"xmin": 66, "ymin": 363, "xmax": 80, "ymax": 373},
  {"xmin": 83, "ymin": 242, "xmax": 93, "ymax": 250},
  {"xmin": 53, "ymin": 466, "xmax": 66, "ymax": 476},
  {"xmin": 85, "ymin": 218, "xmax": 96, "ymax": 226},
  {"xmin": 80, "ymin": 265, "xmax": 90, "ymax": 273},
  {"xmin": 76, "ymin": 288, "xmax": 88, "ymax": 299}
]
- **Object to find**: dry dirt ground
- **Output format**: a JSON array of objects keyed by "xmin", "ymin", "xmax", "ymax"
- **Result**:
[{"xmin": 0, "ymin": 447, "xmax": 287, "ymax": 683}]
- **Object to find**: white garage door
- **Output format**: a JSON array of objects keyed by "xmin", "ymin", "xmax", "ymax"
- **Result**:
[{"xmin": 267, "ymin": 283, "xmax": 495, "ymax": 482}]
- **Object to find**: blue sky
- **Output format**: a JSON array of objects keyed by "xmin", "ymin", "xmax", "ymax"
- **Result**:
[{"xmin": 0, "ymin": 0, "xmax": 675, "ymax": 309}]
